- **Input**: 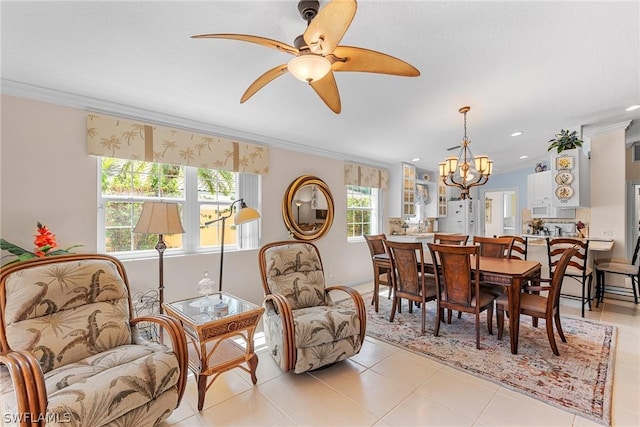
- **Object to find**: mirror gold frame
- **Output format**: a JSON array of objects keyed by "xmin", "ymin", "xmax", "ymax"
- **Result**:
[{"xmin": 282, "ymin": 175, "xmax": 334, "ymax": 241}]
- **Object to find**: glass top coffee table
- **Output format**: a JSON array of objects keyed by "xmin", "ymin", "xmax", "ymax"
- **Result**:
[{"xmin": 163, "ymin": 292, "xmax": 264, "ymax": 411}]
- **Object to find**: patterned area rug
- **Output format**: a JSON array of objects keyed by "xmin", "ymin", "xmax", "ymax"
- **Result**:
[{"xmin": 346, "ymin": 292, "xmax": 616, "ymax": 426}]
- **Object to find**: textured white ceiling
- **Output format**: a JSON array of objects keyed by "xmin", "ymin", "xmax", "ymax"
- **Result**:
[{"xmin": 2, "ymin": 1, "xmax": 639, "ymax": 173}]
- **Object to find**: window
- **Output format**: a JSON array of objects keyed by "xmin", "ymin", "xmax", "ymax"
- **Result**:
[
  {"xmin": 346, "ymin": 185, "xmax": 380, "ymax": 239},
  {"xmin": 98, "ymin": 157, "xmax": 259, "ymax": 256}
]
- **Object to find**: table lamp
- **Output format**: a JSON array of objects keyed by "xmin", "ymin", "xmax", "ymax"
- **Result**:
[
  {"xmin": 204, "ymin": 199, "xmax": 260, "ymax": 311},
  {"xmin": 134, "ymin": 201, "xmax": 185, "ymax": 314}
]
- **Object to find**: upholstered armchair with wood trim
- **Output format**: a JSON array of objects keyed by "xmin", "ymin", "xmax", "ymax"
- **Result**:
[
  {"xmin": 258, "ymin": 241, "xmax": 366, "ymax": 374},
  {"xmin": 0, "ymin": 254, "xmax": 188, "ymax": 427}
]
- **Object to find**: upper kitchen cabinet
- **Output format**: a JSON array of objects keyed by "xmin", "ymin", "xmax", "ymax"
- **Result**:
[
  {"xmin": 527, "ymin": 170, "xmax": 576, "ymax": 219},
  {"xmin": 402, "ymin": 163, "xmax": 416, "ymax": 217},
  {"xmin": 388, "ymin": 162, "xmax": 416, "ymax": 219},
  {"xmin": 549, "ymin": 148, "xmax": 590, "ymax": 208}
]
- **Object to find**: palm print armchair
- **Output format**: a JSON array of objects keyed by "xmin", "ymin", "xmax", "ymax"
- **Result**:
[
  {"xmin": 258, "ymin": 241, "xmax": 366, "ymax": 373},
  {"xmin": 0, "ymin": 254, "xmax": 188, "ymax": 427}
]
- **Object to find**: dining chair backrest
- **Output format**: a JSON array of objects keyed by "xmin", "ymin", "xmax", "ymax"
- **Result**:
[
  {"xmin": 434, "ymin": 233, "xmax": 469, "ymax": 245},
  {"xmin": 384, "ymin": 240, "xmax": 428, "ymax": 299},
  {"xmin": 428, "ymin": 243, "xmax": 479, "ymax": 309},
  {"xmin": 500, "ymin": 235, "xmax": 528, "ymax": 260},
  {"xmin": 365, "ymin": 234, "xmax": 387, "ymax": 257},
  {"xmin": 547, "ymin": 246, "xmax": 580, "ymax": 313},
  {"xmin": 473, "ymin": 236, "xmax": 514, "ymax": 258},
  {"xmin": 547, "ymin": 238, "xmax": 589, "ymax": 278}
]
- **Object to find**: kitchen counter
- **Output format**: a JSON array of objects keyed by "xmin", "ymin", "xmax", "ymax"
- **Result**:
[{"xmin": 519, "ymin": 235, "xmax": 614, "ymax": 252}]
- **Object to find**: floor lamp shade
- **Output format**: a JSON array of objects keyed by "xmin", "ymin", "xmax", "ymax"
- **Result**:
[
  {"xmin": 234, "ymin": 203, "xmax": 260, "ymax": 225},
  {"xmin": 134, "ymin": 201, "xmax": 185, "ymax": 316},
  {"xmin": 134, "ymin": 202, "xmax": 185, "ymax": 235}
]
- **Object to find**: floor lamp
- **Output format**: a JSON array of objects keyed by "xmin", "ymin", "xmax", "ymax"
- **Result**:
[
  {"xmin": 204, "ymin": 199, "xmax": 260, "ymax": 311},
  {"xmin": 134, "ymin": 201, "xmax": 185, "ymax": 314}
]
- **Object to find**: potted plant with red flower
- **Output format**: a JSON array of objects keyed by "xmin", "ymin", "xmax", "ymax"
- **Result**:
[{"xmin": 1, "ymin": 222, "xmax": 81, "ymax": 266}]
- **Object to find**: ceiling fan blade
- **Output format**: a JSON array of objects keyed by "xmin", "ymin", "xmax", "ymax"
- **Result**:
[
  {"xmin": 240, "ymin": 64, "xmax": 290, "ymax": 103},
  {"xmin": 304, "ymin": 0, "xmax": 357, "ymax": 55},
  {"xmin": 191, "ymin": 33, "xmax": 298, "ymax": 55},
  {"xmin": 310, "ymin": 71, "xmax": 341, "ymax": 114},
  {"xmin": 331, "ymin": 46, "xmax": 420, "ymax": 77}
]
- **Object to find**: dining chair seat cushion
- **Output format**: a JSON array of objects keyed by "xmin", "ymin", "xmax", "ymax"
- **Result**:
[
  {"xmin": 595, "ymin": 261, "xmax": 637, "ymax": 275},
  {"xmin": 473, "ymin": 290, "xmax": 500, "ymax": 308},
  {"xmin": 565, "ymin": 266, "xmax": 593, "ymax": 277},
  {"xmin": 497, "ymin": 292, "xmax": 546, "ymax": 315},
  {"xmin": 292, "ymin": 305, "xmax": 362, "ymax": 348},
  {"xmin": 595, "ymin": 257, "xmax": 631, "ymax": 266}
]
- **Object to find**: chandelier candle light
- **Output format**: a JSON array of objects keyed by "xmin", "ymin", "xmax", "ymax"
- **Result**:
[
  {"xmin": 203, "ymin": 199, "xmax": 260, "ymax": 313},
  {"xmin": 438, "ymin": 106, "xmax": 493, "ymax": 200}
]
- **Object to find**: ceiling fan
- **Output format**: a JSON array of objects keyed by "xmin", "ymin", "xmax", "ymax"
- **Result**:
[{"xmin": 192, "ymin": 0, "xmax": 420, "ymax": 114}]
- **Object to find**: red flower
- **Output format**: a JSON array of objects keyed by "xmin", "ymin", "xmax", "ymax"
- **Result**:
[{"xmin": 33, "ymin": 221, "xmax": 58, "ymax": 257}]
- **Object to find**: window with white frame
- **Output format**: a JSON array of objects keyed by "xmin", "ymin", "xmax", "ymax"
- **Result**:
[
  {"xmin": 98, "ymin": 157, "xmax": 260, "ymax": 256},
  {"xmin": 346, "ymin": 185, "xmax": 380, "ymax": 239}
]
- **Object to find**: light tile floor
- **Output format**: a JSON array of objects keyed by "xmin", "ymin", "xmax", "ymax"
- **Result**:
[{"xmin": 161, "ymin": 283, "xmax": 640, "ymax": 427}]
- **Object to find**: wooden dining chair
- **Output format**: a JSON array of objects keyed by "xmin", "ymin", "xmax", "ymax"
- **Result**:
[
  {"xmin": 472, "ymin": 236, "xmax": 516, "ymax": 300},
  {"xmin": 434, "ymin": 233, "xmax": 469, "ymax": 245},
  {"xmin": 474, "ymin": 236, "xmax": 515, "ymax": 258},
  {"xmin": 385, "ymin": 240, "xmax": 437, "ymax": 334},
  {"xmin": 428, "ymin": 243, "xmax": 499, "ymax": 349},
  {"xmin": 497, "ymin": 246, "xmax": 579, "ymax": 356},
  {"xmin": 500, "ymin": 235, "xmax": 528, "ymax": 260},
  {"xmin": 547, "ymin": 238, "xmax": 593, "ymax": 317},
  {"xmin": 364, "ymin": 234, "xmax": 393, "ymax": 312}
]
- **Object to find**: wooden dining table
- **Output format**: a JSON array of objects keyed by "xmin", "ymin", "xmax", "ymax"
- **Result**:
[{"xmin": 372, "ymin": 252, "xmax": 542, "ymax": 354}]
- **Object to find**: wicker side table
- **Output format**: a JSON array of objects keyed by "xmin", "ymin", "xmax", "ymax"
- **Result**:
[{"xmin": 163, "ymin": 292, "xmax": 264, "ymax": 410}]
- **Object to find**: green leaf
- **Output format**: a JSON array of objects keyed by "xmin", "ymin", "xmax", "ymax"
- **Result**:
[{"xmin": 0, "ymin": 238, "xmax": 35, "ymax": 257}]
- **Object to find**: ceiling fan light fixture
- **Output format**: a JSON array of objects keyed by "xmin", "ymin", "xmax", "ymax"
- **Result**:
[{"xmin": 287, "ymin": 55, "xmax": 331, "ymax": 83}]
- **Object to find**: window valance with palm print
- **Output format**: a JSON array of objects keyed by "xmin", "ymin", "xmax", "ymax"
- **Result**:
[{"xmin": 87, "ymin": 113, "xmax": 269, "ymax": 175}]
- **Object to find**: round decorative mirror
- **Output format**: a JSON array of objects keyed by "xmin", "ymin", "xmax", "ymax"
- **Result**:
[{"xmin": 282, "ymin": 175, "xmax": 334, "ymax": 241}]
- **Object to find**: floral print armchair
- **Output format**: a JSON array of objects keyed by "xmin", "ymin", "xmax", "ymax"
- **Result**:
[
  {"xmin": 258, "ymin": 241, "xmax": 366, "ymax": 373},
  {"xmin": 0, "ymin": 254, "xmax": 188, "ymax": 427}
]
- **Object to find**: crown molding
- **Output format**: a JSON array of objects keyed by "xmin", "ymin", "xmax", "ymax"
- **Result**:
[
  {"xmin": 1, "ymin": 79, "xmax": 390, "ymax": 169},
  {"xmin": 582, "ymin": 120, "xmax": 632, "ymax": 138}
]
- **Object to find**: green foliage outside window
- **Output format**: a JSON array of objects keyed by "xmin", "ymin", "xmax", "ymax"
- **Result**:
[
  {"xmin": 347, "ymin": 186, "xmax": 374, "ymax": 238},
  {"xmin": 101, "ymin": 158, "xmax": 236, "ymax": 253}
]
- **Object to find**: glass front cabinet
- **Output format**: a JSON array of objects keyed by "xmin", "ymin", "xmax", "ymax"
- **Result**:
[
  {"xmin": 438, "ymin": 181, "xmax": 447, "ymax": 217},
  {"xmin": 401, "ymin": 163, "xmax": 416, "ymax": 217}
]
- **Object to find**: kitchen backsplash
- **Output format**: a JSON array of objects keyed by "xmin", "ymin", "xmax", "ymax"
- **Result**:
[{"xmin": 522, "ymin": 207, "xmax": 591, "ymax": 235}]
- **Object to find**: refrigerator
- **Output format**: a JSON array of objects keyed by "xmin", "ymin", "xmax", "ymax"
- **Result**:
[{"xmin": 439, "ymin": 200, "xmax": 481, "ymax": 236}]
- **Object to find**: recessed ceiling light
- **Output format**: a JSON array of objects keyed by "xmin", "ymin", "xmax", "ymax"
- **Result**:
[
  {"xmin": 511, "ymin": 131, "xmax": 523, "ymax": 137},
  {"xmin": 626, "ymin": 105, "xmax": 640, "ymax": 112},
  {"xmin": 519, "ymin": 155, "xmax": 528, "ymax": 159},
  {"xmin": 411, "ymin": 157, "xmax": 421, "ymax": 162}
]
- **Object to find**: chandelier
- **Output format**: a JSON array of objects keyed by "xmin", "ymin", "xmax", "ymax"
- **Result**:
[{"xmin": 438, "ymin": 106, "xmax": 493, "ymax": 200}]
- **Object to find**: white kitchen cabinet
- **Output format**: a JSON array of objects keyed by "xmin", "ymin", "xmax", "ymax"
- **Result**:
[
  {"xmin": 527, "ymin": 171, "xmax": 575, "ymax": 219},
  {"xmin": 527, "ymin": 171, "xmax": 552, "ymax": 206},
  {"xmin": 388, "ymin": 163, "xmax": 417, "ymax": 219},
  {"xmin": 549, "ymin": 148, "xmax": 590, "ymax": 208},
  {"xmin": 438, "ymin": 181, "xmax": 447, "ymax": 217}
]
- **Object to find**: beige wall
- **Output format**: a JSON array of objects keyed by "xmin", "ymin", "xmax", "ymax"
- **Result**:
[
  {"xmin": 590, "ymin": 127, "xmax": 627, "ymax": 262},
  {"xmin": 625, "ymin": 144, "xmax": 640, "ymax": 181},
  {"xmin": 0, "ymin": 95, "xmax": 374, "ymax": 306}
]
